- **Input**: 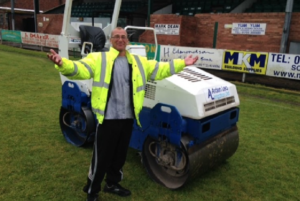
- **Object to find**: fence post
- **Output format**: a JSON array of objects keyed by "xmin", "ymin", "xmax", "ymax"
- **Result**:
[
  {"xmin": 213, "ymin": 22, "xmax": 218, "ymax": 48},
  {"xmin": 242, "ymin": 73, "xmax": 246, "ymax": 82}
]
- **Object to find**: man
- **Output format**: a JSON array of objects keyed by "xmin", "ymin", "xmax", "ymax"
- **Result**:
[{"xmin": 48, "ymin": 27, "xmax": 198, "ymax": 201}]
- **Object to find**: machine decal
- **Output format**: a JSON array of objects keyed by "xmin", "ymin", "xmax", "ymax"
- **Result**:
[
  {"xmin": 69, "ymin": 37, "xmax": 81, "ymax": 44},
  {"xmin": 205, "ymin": 86, "xmax": 231, "ymax": 101}
]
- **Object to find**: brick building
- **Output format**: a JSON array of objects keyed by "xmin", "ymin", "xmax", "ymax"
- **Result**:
[
  {"xmin": 1, "ymin": 0, "xmax": 300, "ymax": 53},
  {"xmin": 1, "ymin": 0, "xmax": 299, "ymax": 90},
  {"xmin": 139, "ymin": 12, "xmax": 300, "ymax": 53},
  {"xmin": 0, "ymin": 0, "xmax": 65, "ymax": 31}
]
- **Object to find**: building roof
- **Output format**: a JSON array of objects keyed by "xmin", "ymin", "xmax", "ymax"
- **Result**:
[{"xmin": 0, "ymin": 6, "xmax": 43, "ymax": 14}]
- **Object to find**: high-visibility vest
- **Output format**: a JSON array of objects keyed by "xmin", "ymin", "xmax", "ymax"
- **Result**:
[{"xmin": 55, "ymin": 47, "xmax": 186, "ymax": 126}]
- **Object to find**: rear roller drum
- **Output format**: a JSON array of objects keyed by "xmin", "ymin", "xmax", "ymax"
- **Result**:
[{"xmin": 59, "ymin": 106, "xmax": 95, "ymax": 146}]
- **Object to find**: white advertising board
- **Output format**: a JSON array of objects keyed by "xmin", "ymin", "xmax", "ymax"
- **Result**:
[
  {"xmin": 232, "ymin": 23, "xmax": 266, "ymax": 35},
  {"xmin": 154, "ymin": 24, "xmax": 180, "ymax": 35},
  {"xmin": 160, "ymin": 45, "xmax": 224, "ymax": 70},
  {"xmin": 266, "ymin": 53, "xmax": 300, "ymax": 80},
  {"xmin": 21, "ymin": 32, "xmax": 59, "ymax": 48}
]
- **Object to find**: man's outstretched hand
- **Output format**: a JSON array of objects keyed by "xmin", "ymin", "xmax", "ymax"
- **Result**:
[
  {"xmin": 47, "ymin": 49, "xmax": 62, "ymax": 66},
  {"xmin": 184, "ymin": 55, "xmax": 199, "ymax": 66}
]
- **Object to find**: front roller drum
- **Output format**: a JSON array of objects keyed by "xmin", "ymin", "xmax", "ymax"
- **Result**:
[{"xmin": 142, "ymin": 126, "xmax": 239, "ymax": 189}]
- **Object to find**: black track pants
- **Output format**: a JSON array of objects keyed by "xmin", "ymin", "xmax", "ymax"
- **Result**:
[{"xmin": 84, "ymin": 119, "xmax": 134, "ymax": 195}]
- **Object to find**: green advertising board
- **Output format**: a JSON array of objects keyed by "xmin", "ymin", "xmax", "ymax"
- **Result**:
[
  {"xmin": 129, "ymin": 42, "xmax": 160, "ymax": 61},
  {"xmin": 1, "ymin": 30, "xmax": 22, "ymax": 43}
]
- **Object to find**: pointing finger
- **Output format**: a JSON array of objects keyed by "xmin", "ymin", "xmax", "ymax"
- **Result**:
[{"xmin": 50, "ymin": 49, "xmax": 57, "ymax": 55}]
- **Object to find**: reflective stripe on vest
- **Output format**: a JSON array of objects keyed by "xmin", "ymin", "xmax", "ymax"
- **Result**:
[
  {"xmin": 92, "ymin": 107, "xmax": 105, "ymax": 116},
  {"xmin": 150, "ymin": 63, "xmax": 159, "ymax": 81},
  {"xmin": 93, "ymin": 52, "xmax": 109, "ymax": 89},
  {"xmin": 150, "ymin": 61, "xmax": 175, "ymax": 81},
  {"xmin": 133, "ymin": 55, "xmax": 146, "ymax": 92},
  {"xmin": 79, "ymin": 61, "xmax": 94, "ymax": 77},
  {"xmin": 65, "ymin": 61, "xmax": 78, "ymax": 76},
  {"xmin": 170, "ymin": 60, "xmax": 175, "ymax": 75}
]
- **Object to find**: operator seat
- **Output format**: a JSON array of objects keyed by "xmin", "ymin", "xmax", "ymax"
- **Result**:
[{"xmin": 79, "ymin": 25, "xmax": 108, "ymax": 53}]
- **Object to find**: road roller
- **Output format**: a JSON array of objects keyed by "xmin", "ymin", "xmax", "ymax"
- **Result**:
[{"xmin": 57, "ymin": 0, "xmax": 240, "ymax": 189}]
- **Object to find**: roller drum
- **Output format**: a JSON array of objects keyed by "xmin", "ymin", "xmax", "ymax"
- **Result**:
[
  {"xmin": 185, "ymin": 126, "xmax": 239, "ymax": 180},
  {"xmin": 142, "ymin": 126, "xmax": 239, "ymax": 189}
]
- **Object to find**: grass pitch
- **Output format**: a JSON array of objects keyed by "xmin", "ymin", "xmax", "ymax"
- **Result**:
[{"xmin": 0, "ymin": 44, "xmax": 299, "ymax": 201}]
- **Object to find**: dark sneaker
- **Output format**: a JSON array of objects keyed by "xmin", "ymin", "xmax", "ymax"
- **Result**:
[
  {"xmin": 103, "ymin": 183, "xmax": 131, "ymax": 197},
  {"xmin": 86, "ymin": 193, "xmax": 99, "ymax": 201},
  {"xmin": 83, "ymin": 185, "xmax": 88, "ymax": 193}
]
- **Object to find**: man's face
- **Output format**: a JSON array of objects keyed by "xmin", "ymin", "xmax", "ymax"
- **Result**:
[{"xmin": 110, "ymin": 29, "xmax": 128, "ymax": 51}]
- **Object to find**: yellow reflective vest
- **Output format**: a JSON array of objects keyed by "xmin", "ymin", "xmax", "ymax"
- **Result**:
[{"xmin": 55, "ymin": 47, "xmax": 186, "ymax": 126}]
